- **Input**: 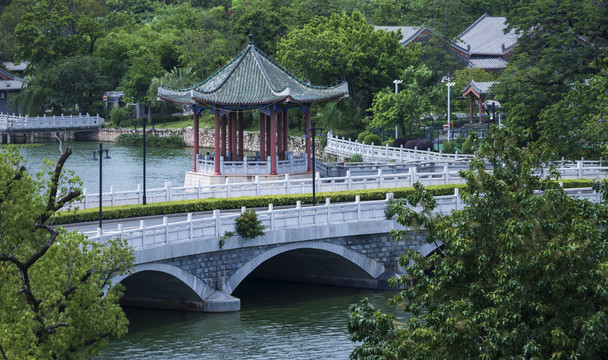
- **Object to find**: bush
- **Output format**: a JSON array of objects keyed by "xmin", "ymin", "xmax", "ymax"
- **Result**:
[
  {"xmin": 392, "ymin": 138, "xmax": 407, "ymax": 148},
  {"xmin": 404, "ymin": 139, "xmax": 419, "ymax": 149},
  {"xmin": 357, "ymin": 131, "xmax": 370, "ymax": 143},
  {"xmin": 348, "ymin": 154, "xmax": 363, "ymax": 162},
  {"xmin": 461, "ymin": 131, "xmax": 479, "ymax": 154},
  {"xmin": 442, "ymin": 140, "xmax": 457, "ymax": 153},
  {"xmin": 363, "ymin": 134, "xmax": 381, "ymax": 145},
  {"xmin": 235, "ymin": 209, "xmax": 266, "ymax": 239},
  {"xmin": 109, "ymin": 106, "xmax": 135, "ymax": 127},
  {"xmin": 416, "ymin": 139, "xmax": 434, "ymax": 151}
]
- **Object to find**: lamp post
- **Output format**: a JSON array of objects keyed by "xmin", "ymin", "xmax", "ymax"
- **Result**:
[
  {"xmin": 5, "ymin": 82, "xmax": 10, "ymax": 120},
  {"xmin": 303, "ymin": 121, "xmax": 324, "ymax": 206},
  {"xmin": 393, "ymin": 80, "xmax": 403, "ymax": 138},
  {"xmin": 91, "ymin": 143, "xmax": 110, "ymax": 230},
  {"xmin": 442, "ymin": 75, "xmax": 455, "ymax": 141}
]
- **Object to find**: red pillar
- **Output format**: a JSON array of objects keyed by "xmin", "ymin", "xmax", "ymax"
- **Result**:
[
  {"xmin": 277, "ymin": 111, "xmax": 283, "ymax": 160},
  {"xmin": 270, "ymin": 108, "xmax": 277, "ymax": 175},
  {"xmin": 214, "ymin": 109, "xmax": 221, "ymax": 175},
  {"xmin": 266, "ymin": 114, "xmax": 271, "ymax": 159},
  {"xmin": 283, "ymin": 110, "xmax": 288, "ymax": 158},
  {"xmin": 228, "ymin": 111, "xmax": 233, "ymax": 160},
  {"xmin": 221, "ymin": 114, "xmax": 227, "ymax": 158},
  {"xmin": 469, "ymin": 95, "xmax": 474, "ymax": 123},
  {"xmin": 259, "ymin": 112, "xmax": 266, "ymax": 159},
  {"xmin": 193, "ymin": 109, "xmax": 199, "ymax": 172},
  {"xmin": 478, "ymin": 96, "xmax": 484, "ymax": 123},
  {"xmin": 238, "ymin": 111, "xmax": 244, "ymax": 161},
  {"xmin": 232, "ymin": 112, "xmax": 237, "ymax": 159},
  {"xmin": 305, "ymin": 107, "xmax": 311, "ymax": 172}
]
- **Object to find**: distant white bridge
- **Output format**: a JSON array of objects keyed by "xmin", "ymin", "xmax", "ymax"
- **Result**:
[{"xmin": 0, "ymin": 113, "xmax": 103, "ymax": 143}]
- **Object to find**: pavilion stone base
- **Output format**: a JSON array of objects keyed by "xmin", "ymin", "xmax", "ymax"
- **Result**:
[{"xmin": 184, "ymin": 171, "xmax": 311, "ymax": 187}]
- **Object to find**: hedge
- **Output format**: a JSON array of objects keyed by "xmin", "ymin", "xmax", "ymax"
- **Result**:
[{"xmin": 53, "ymin": 179, "xmax": 599, "ymax": 225}]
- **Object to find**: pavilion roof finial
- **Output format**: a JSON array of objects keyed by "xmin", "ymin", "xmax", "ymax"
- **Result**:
[{"xmin": 249, "ymin": 33, "xmax": 253, "ymax": 45}]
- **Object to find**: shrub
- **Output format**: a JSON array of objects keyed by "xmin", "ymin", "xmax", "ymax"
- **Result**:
[
  {"xmin": 461, "ymin": 131, "xmax": 479, "ymax": 154},
  {"xmin": 235, "ymin": 209, "xmax": 266, "ymax": 239},
  {"xmin": 363, "ymin": 134, "xmax": 381, "ymax": 145},
  {"xmin": 442, "ymin": 140, "xmax": 457, "ymax": 153},
  {"xmin": 416, "ymin": 139, "xmax": 434, "ymax": 151},
  {"xmin": 392, "ymin": 138, "xmax": 407, "ymax": 148},
  {"xmin": 349, "ymin": 154, "xmax": 363, "ymax": 162},
  {"xmin": 404, "ymin": 139, "xmax": 419, "ymax": 149},
  {"xmin": 109, "ymin": 106, "xmax": 135, "ymax": 127},
  {"xmin": 357, "ymin": 131, "xmax": 370, "ymax": 143}
]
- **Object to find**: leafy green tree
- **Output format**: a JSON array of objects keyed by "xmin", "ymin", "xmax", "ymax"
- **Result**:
[
  {"xmin": 368, "ymin": 65, "xmax": 442, "ymax": 138},
  {"xmin": 348, "ymin": 128, "xmax": 608, "ymax": 359},
  {"xmin": 495, "ymin": 0, "xmax": 608, "ymax": 136},
  {"xmin": 277, "ymin": 11, "xmax": 421, "ymax": 126},
  {"xmin": 537, "ymin": 66, "xmax": 608, "ymax": 159},
  {"xmin": 0, "ymin": 146, "xmax": 133, "ymax": 359}
]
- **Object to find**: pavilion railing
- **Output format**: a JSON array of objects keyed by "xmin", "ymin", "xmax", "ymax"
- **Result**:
[
  {"xmin": 196, "ymin": 154, "xmax": 308, "ymax": 176},
  {"xmin": 0, "ymin": 113, "xmax": 104, "ymax": 131}
]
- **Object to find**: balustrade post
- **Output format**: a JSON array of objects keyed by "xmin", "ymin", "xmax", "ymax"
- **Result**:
[
  {"xmin": 188, "ymin": 213, "xmax": 193, "ymax": 241},
  {"xmin": 285, "ymin": 174, "xmax": 290, "ymax": 194},
  {"xmin": 326, "ymin": 198, "xmax": 331, "ymax": 224},
  {"xmin": 268, "ymin": 204, "xmax": 274, "ymax": 230},
  {"xmin": 356, "ymin": 195, "xmax": 361, "ymax": 221},
  {"xmin": 118, "ymin": 224, "xmax": 124, "ymax": 241},
  {"xmin": 226, "ymin": 177, "xmax": 231, "ymax": 197},
  {"xmin": 578, "ymin": 160, "xmax": 583, "ymax": 178},
  {"xmin": 455, "ymin": 150, "xmax": 459, "ymax": 159},
  {"xmin": 296, "ymin": 201, "xmax": 302, "ymax": 227},
  {"xmin": 244, "ymin": 155, "xmax": 248, "ymax": 174},
  {"xmin": 347, "ymin": 170, "xmax": 352, "ymax": 191},
  {"xmin": 83, "ymin": 188, "xmax": 88, "ymax": 209},
  {"xmin": 414, "ymin": 146, "xmax": 418, "ymax": 160},
  {"xmin": 410, "ymin": 167, "xmax": 417, "ymax": 187},
  {"xmin": 213, "ymin": 209, "xmax": 221, "ymax": 237},
  {"xmin": 137, "ymin": 184, "xmax": 142, "ymax": 204},
  {"xmin": 197, "ymin": 180, "xmax": 202, "ymax": 199},
  {"xmin": 439, "ymin": 150, "xmax": 443, "ymax": 159},
  {"xmin": 140, "ymin": 220, "xmax": 146, "ymax": 248},
  {"xmin": 110, "ymin": 186, "xmax": 115, "ymax": 206},
  {"xmin": 455, "ymin": 188, "xmax": 460, "ymax": 209},
  {"xmin": 444, "ymin": 165, "xmax": 449, "ymax": 184},
  {"xmin": 163, "ymin": 216, "xmax": 169, "ymax": 244},
  {"xmin": 386, "ymin": 143, "xmax": 389, "ymax": 160},
  {"xmin": 400, "ymin": 145, "xmax": 403, "ymax": 162}
]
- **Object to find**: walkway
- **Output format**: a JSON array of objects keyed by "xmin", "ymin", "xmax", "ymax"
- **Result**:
[{"xmin": 0, "ymin": 113, "xmax": 103, "ymax": 143}]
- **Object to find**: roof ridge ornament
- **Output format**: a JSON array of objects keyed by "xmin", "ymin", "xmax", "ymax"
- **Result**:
[{"xmin": 249, "ymin": 33, "xmax": 253, "ymax": 45}]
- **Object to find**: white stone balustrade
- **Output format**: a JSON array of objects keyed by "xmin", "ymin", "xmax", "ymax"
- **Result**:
[
  {"xmin": 69, "ymin": 162, "xmax": 608, "ymax": 210},
  {"xmin": 196, "ymin": 154, "xmax": 308, "ymax": 175},
  {"xmin": 84, "ymin": 187, "xmax": 602, "ymax": 249},
  {"xmin": 0, "ymin": 113, "xmax": 103, "ymax": 131},
  {"xmin": 325, "ymin": 133, "xmax": 475, "ymax": 162}
]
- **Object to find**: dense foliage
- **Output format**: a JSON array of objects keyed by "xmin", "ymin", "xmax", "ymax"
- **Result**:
[
  {"xmin": 0, "ymin": 146, "xmax": 134, "ymax": 359},
  {"xmin": 348, "ymin": 128, "xmax": 608, "ymax": 359}
]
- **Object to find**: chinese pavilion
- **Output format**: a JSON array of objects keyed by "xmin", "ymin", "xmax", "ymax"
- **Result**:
[{"xmin": 157, "ymin": 36, "xmax": 349, "ymax": 181}]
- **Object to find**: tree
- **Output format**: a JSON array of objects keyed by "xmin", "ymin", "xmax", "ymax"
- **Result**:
[
  {"xmin": 495, "ymin": 0, "xmax": 608, "ymax": 137},
  {"xmin": 368, "ymin": 65, "xmax": 442, "ymax": 138},
  {"xmin": 348, "ymin": 128, "xmax": 608, "ymax": 359},
  {"xmin": 0, "ymin": 146, "xmax": 134, "ymax": 359},
  {"xmin": 277, "ymin": 11, "xmax": 420, "ymax": 109}
]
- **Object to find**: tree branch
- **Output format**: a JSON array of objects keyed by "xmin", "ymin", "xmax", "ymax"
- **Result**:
[
  {"xmin": 36, "ymin": 322, "xmax": 69, "ymax": 336},
  {"xmin": 0, "ymin": 342, "xmax": 7, "ymax": 360}
]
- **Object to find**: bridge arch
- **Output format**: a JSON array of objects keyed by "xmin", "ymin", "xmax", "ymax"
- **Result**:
[
  {"xmin": 225, "ymin": 241, "xmax": 386, "ymax": 293},
  {"xmin": 112, "ymin": 263, "xmax": 215, "ymax": 310}
]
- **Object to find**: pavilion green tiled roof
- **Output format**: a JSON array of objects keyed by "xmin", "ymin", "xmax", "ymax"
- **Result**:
[{"xmin": 157, "ymin": 43, "xmax": 349, "ymax": 107}]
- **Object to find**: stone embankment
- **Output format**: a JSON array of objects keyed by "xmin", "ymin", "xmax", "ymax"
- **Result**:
[{"xmin": 98, "ymin": 126, "xmax": 322, "ymax": 156}]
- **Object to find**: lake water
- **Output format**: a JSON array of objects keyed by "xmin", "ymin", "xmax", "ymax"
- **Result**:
[
  {"xmin": 98, "ymin": 280, "xmax": 400, "ymax": 360},
  {"xmin": 15, "ymin": 141, "xmax": 203, "ymax": 193}
]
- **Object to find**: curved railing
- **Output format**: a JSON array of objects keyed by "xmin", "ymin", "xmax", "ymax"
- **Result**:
[{"xmin": 0, "ymin": 113, "xmax": 103, "ymax": 131}]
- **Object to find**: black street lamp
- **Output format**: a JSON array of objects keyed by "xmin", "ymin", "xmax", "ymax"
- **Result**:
[
  {"xmin": 134, "ymin": 117, "xmax": 154, "ymax": 205},
  {"xmin": 91, "ymin": 142, "xmax": 111, "ymax": 229},
  {"xmin": 303, "ymin": 121, "xmax": 324, "ymax": 206}
]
